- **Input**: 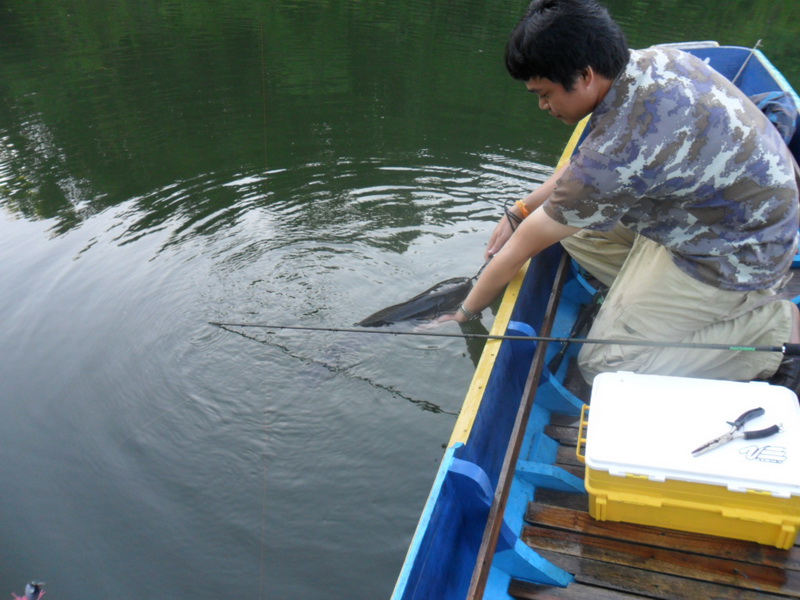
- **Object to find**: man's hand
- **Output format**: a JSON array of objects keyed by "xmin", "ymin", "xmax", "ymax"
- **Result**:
[
  {"xmin": 435, "ymin": 312, "xmax": 465, "ymax": 324},
  {"xmin": 412, "ymin": 311, "xmax": 466, "ymax": 331}
]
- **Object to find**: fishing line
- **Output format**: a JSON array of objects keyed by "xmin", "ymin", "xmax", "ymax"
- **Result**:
[
  {"xmin": 215, "ymin": 323, "xmax": 457, "ymax": 415},
  {"xmin": 210, "ymin": 321, "xmax": 800, "ymax": 355}
]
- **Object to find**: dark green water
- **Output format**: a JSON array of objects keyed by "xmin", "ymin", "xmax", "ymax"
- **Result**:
[{"xmin": 1, "ymin": 1, "xmax": 797, "ymax": 598}]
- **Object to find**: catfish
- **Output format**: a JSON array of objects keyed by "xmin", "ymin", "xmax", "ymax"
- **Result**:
[{"xmin": 356, "ymin": 261, "xmax": 490, "ymax": 327}]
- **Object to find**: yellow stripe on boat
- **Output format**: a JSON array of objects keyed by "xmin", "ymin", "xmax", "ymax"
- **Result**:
[
  {"xmin": 556, "ymin": 115, "xmax": 590, "ymax": 170},
  {"xmin": 448, "ymin": 115, "xmax": 590, "ymax": 447},
  {"xmin": 448, "ymin": 262, "xmax": 529, "ymax": 446}
]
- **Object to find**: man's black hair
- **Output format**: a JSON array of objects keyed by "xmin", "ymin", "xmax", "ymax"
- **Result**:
[{"xmin": 505, "ymin": 0, "xmax": 629, "ymax": 90}]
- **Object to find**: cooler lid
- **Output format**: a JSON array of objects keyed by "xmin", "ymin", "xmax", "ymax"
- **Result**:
[{"xmin": 585, "ymin": 371, "xmax": 800, "ymax": 497}]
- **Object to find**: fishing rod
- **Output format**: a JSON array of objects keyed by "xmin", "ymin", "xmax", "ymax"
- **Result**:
[
  {"xmin": 731, "ymin": 39, "xmax": 762, "ymax": 86},
  {"xmin": 209, "ymin": 321, "xmax": 800, "ymax": 355}
]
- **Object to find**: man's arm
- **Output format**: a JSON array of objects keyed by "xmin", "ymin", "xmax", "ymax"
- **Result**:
[
  {"xmin": 454, "ymin": 207, "xmax": 579, "ymax": 322},
  {"xmin": 485, "ymin": 163, "xmax": 569, "ymax": 260}
]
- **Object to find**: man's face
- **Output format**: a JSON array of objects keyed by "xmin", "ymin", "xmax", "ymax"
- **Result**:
[{"xmin": 525, "ymin": 72, "xmax": 597, "ymax": 125}]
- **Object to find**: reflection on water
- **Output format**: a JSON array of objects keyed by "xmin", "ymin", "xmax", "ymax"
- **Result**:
[{"xmin": 1, "ymin": 0, "xmax": 798, "ymax": 598}]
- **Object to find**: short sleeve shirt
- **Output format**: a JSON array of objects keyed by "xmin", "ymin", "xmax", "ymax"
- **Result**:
[{"xmin": 543, "ymin": 47, "xmax": 799, "ymax": 291}]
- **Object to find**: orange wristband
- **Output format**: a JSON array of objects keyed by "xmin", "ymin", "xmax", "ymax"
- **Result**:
[{"xmin": 515, "ymin": 200, "xmax": 530, "ymax": 218}]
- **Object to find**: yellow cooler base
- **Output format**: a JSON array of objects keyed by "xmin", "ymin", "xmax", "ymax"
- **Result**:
[{"xmin": 585, "ymin": 470, "xmax": 800, "ymax": 549}]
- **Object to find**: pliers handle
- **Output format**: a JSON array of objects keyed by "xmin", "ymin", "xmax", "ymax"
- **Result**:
[
  {"xmin": 692, "ymin": 407, "xmax": 781, "ymax": 457},
  {"xmin": 728, "ymin": 407, "xmax": 780, "ymax": 438}
]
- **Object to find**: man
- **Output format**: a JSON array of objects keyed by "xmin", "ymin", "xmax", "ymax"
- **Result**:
[{"xmin": 446, "ymin": 0, "xmax": 800, "ymax": 386}]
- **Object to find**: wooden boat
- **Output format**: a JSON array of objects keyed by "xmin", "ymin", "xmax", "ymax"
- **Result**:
[{"xmin": 392, "ymin": 42, "xmax": 800, "ymax": 600}]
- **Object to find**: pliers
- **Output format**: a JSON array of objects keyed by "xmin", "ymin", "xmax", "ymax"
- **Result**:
[{"xmin": 691, "ymin": 407, "xmax": 781, "ymax": 457}]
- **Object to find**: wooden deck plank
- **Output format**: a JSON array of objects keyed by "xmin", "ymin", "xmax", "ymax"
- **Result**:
[
  {"xmin": 510, "ymin": 552, "xmax": 793, "ymax": 600},
  {"xmin": 508, "ymin": 580, "xmax": 646, "ymax": 600},
  {"xmin": 554, "ymin": 445, "xmax": 583, "ymax": 468},
  {"xmin": 544, "ymin": 424, "xmax": 580, "ymax": 446},
  {"xmin": 534, "ymin": 487, "xmax": 588, "ymax": 511},
  {"xmin": 549, "ymin": 413, "xmax": 582, "ymax": 428},
  {"xmin": 526, "ymin": 503, "xmax": 800, "ymax": 571},
  {"xmin": 522, "ymin": 524, "xmax": 800, "ymax": 596}
]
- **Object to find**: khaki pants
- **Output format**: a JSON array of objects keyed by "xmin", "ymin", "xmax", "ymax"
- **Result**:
[{"xmin": 561, "ymin": 226, "xmax": 792, "ymax": 383}]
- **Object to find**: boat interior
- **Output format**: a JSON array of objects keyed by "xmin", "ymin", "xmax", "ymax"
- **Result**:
[{"xmin": 508, "ymin": 256, "xmax": 800, "ymax": 600}]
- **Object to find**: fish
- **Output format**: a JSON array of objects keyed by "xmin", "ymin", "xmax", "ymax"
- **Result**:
[{"xmin": 355, "ymin": 276, "xmax": 474, "ymax": 327}]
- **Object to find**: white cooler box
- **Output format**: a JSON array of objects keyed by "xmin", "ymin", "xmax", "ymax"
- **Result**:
[{"xmin": 577, "ymin": 371, "xmax": 800, "ymax": 549}]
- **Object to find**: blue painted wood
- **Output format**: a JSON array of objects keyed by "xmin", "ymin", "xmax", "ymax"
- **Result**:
[
  {"xmin": 525, "ymin": 430, "xmax": 559, "ymax": 465},
  {"xmin": 535, "ymin": 372, "xmax": 586, "ymax": 416},
  {"xmin": 516, "ymin": 460, "xmax": 585, "ymax": 493},
  {"xmin": 392, "ymin": 445, "xmax": 468, "ymax": 600},
  {"xmin": 493, "ymin": 539, "xmax": 574, "ymax": 587}
]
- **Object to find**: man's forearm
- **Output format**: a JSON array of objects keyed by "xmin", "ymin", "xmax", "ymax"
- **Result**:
[
  {"xmin": 517, "ymin": 163, "xmax": 569, "ymax": 215},
  {"xmin": 461, "ymin": 207, "xmax": 579, "ymax": 319}
]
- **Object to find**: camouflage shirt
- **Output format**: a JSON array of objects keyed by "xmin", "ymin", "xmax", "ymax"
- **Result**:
[{"xmin": 544, "ymin": 46, "xmax": 799, "ymax": 291}]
